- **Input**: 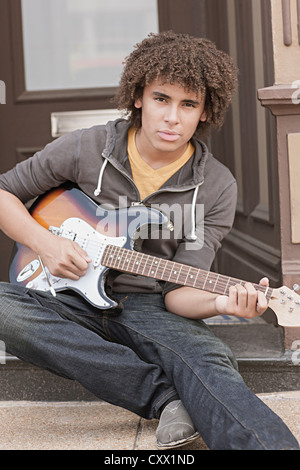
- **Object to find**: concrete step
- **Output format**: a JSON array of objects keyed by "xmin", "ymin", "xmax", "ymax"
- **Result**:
[
  {"xmin": 0, "ymin": 393, "xmax": 299, "ymax": 450},
  {"xmin": 207, "ymin": 315, "xmax": 300, "ymax": 394}
]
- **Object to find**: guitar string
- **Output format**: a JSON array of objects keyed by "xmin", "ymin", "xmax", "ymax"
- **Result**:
[{"xmin": 102, "ymin": 245, "xmax": 271, "ymax": 298}]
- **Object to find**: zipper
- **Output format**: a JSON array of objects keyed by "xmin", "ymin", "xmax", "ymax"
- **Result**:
[
  {"xmin": 105, "ymin": 155, "xmax": 204, "ymax": 206},
  {"xmin": 141, "ymin": 180, "xmax": 204, "ymax": 205},
  {"xmin": 103, "ymin": 156, "xmax": 142, "ymax": 202}
]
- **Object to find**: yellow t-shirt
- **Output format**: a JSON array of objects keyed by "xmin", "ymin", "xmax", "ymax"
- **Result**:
[{"xmin": 127, "ymin": 128, "xmax": 194, "ymax": 200}]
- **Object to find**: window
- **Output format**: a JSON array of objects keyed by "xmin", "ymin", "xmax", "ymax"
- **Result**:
[{"xmin": 21, "ymin": 0, "xmax": 158, "ymax": 91}]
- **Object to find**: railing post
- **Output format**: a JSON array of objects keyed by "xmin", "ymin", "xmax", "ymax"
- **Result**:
[{"xmin": 258, "ymin": 84, "xmax": 300, "ymax": 349}]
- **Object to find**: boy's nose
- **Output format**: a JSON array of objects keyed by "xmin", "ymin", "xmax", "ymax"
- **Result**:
[{"xmin": 164, "ymin": 105, "xmax": 180, "ymax": 124}]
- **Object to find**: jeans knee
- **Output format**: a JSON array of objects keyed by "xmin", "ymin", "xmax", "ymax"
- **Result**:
[
  {"xmin": 0, "ymin": 283, "xmax": 33, "ymax": 341},
  {"xmin": 218, "ymin": 341, "xmax": 238, "ymax": 370}
]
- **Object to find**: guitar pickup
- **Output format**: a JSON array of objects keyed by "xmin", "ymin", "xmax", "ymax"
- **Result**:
[
  {"xmin": 49, "ymin": 226, "xmax": 62, "ymax": 236},
  {"xmin": 49, "ymin": 225, "xmax": 76, "ymax": 241},
  {"xmin": 61, "ymin": 230, "xmax": 76, "ymax": 241}
]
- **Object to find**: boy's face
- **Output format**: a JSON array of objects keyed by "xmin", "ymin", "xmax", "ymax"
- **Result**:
[{"xmin": 134, "ymin": 80, "xmax": 207, "ymax": 163}]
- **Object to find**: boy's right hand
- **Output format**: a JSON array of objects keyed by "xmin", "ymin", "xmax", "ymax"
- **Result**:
[{"xmin": 38, "ymin": 234, "xmax": 91, "ymax": 281}]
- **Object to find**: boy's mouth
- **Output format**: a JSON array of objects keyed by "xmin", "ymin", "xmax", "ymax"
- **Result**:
[{"xmin": 158, "ymin": 130, "xmax": 180, "ymax": 142}]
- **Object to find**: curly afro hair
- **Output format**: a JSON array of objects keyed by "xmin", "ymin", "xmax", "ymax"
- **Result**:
[{"xmin": 115, "ymin": 31, "xmax": 238, "ymax": 138}]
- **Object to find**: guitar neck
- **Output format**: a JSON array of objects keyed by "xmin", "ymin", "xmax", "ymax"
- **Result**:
[{"xmin": 102, "ymin": 245, "xmax": 273, "ymax": 300}]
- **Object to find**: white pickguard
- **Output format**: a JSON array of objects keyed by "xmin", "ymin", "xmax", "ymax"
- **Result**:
[{"xmin": 25, "ymin": 217, "xmax": 127, "ymax": 308}]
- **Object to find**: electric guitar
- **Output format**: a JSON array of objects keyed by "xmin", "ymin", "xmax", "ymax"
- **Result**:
[{"xmin": 9, "ymin": 185, "xmax": 300, "ymax": 327}]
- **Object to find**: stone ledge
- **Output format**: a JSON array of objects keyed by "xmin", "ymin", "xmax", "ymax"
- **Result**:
[{"xmin": 258, "ymin": 84, "xmax": 300, "ymax": 115}]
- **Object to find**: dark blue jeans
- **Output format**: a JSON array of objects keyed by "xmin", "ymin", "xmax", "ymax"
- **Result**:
[{"xmin": 0, "ymin": 282, "xmax": 298, "ymax": 450}]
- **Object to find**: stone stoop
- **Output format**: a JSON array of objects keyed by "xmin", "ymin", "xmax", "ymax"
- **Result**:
[{"xmin": 206, "ymin": 315, "xmax": 300, "ymax": 394}]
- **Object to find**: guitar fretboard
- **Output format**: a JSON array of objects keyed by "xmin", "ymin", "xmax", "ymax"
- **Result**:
[{"xmin": 102, "ymin": 245, "xmax": 272, "ymax": 300}]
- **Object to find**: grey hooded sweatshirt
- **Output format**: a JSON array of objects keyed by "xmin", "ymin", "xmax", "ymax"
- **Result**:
[{"xmin": 0, "ymin": 119, "xmax": 237, "ymax": 295}]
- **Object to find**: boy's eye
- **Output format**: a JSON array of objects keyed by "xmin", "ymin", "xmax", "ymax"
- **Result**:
[{"xmin": 183, "ymin": 102, "xmax": 195, "ymax": 108}]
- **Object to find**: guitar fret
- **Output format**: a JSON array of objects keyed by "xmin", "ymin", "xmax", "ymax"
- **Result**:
[
  {"xmin": 118, "ymin": 247, "xmax": 126, "ymax": 271},
  {"xmin": 151, "ymin": 258, "xmax": 161, "ymax": 279},
  {"xmin": 161, "ymin": 260, "xmax": 169, "ymax": 280},
  {"xmin": 202, "ymin": 272, "xmax": 209, "ymax": 290},
  {"xmin": 132, "ymin": 252, "xmax": 141, "ymax": 273},
  {"xmin": 178, "ymin": 265, "xmax": 189, "ymax": 285},
  {"xmin": 209, "ymin": 275, "xmax": 216, "ymax": 291},
  {"xmin": 192, "ymin": 268, "xmax": 199, "ymax": 287},
  {"xmin": 175, "ymin": 263, "xmax": 182, "ymax": 282},
  {"xmin": 168, "ymin": 262, "xmax": 174, "ymax": 280},
  {"xmin": 200, "ymin": 272, "xmax": 216, "ymax": 292},
  {"xmin": 213, "ymin": 274, "xmax": 220, "ymax": 292},
  {"xmin": 125, "ymin": 250, "xmax": 134, "ymax": 268},
  {"xmin": 132, "ymin": 252, "xmax": 142, "ymax": 274},
  {"xmin": 140, "ymin": 253, "xmax": 148, "ymax": 276},
  {"xmin": 187, "ymin": 266, "xmax": 195, "ymax": 285},
  {"xmin": 176, "ymin": 265, "xmax": 185, "ymax": 283},
  {"xmin": 163, "ymin": 261, "xmax": 170, "ymax": 280},
  {"xmin": 205, "ymin": 273, "xmax": 215, "ymax": 291},
  {"xmin": 171, "ymin": 263, "xmax": 181, "ymax": 283},
  {"xmin": 138, "ymin": 253, "xmax": 147, "ymax": 275},
  {"xmin": 224, "ymin": 277, "xmax": 230, "ymax": 295},
  {"xmin": 186, "ymin": 267, "xmax": 195, "ymax": 287},
  {"xmin": 150, "ymin": 259, "xmax": 159, "ymax": 277},
  {"xmin": 115, "ymin": 246, "xmax": 122, "ymax": 269},
  {"xmin": 160, "ymin": 259, "xmax": 168, "ymax": 280}
]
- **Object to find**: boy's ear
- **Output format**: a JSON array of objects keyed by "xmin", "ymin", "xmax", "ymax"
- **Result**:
[
  {"xmin": 134, "ymin": 97, "xmax": 142, "ymax": 109},
  {"xmin": 199, "ymin": 109, "xmax": 207, "ymax": 122}
]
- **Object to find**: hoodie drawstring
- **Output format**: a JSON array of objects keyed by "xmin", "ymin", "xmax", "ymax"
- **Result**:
[
  {"xmin": 94, "ymin": 157, "xmax": 108, "ymax": 197},
  {"xmin": 189, "ymin": 184, "xmax": 201, "ymax": 241}
]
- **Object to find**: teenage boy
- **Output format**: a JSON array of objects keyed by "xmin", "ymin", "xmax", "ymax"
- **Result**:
[{"xmin": 0, "ymin": 31, "xmax": 298, "ymax": 450}]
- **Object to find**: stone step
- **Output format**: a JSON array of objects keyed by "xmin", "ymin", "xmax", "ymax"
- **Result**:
[
  {"xmin": 207, "ymin": 315, "xmax": 300, "ymax": 393},
  {"xmin": 205, "ymin": 314, "xmax": 285, "ymax": 358}
]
